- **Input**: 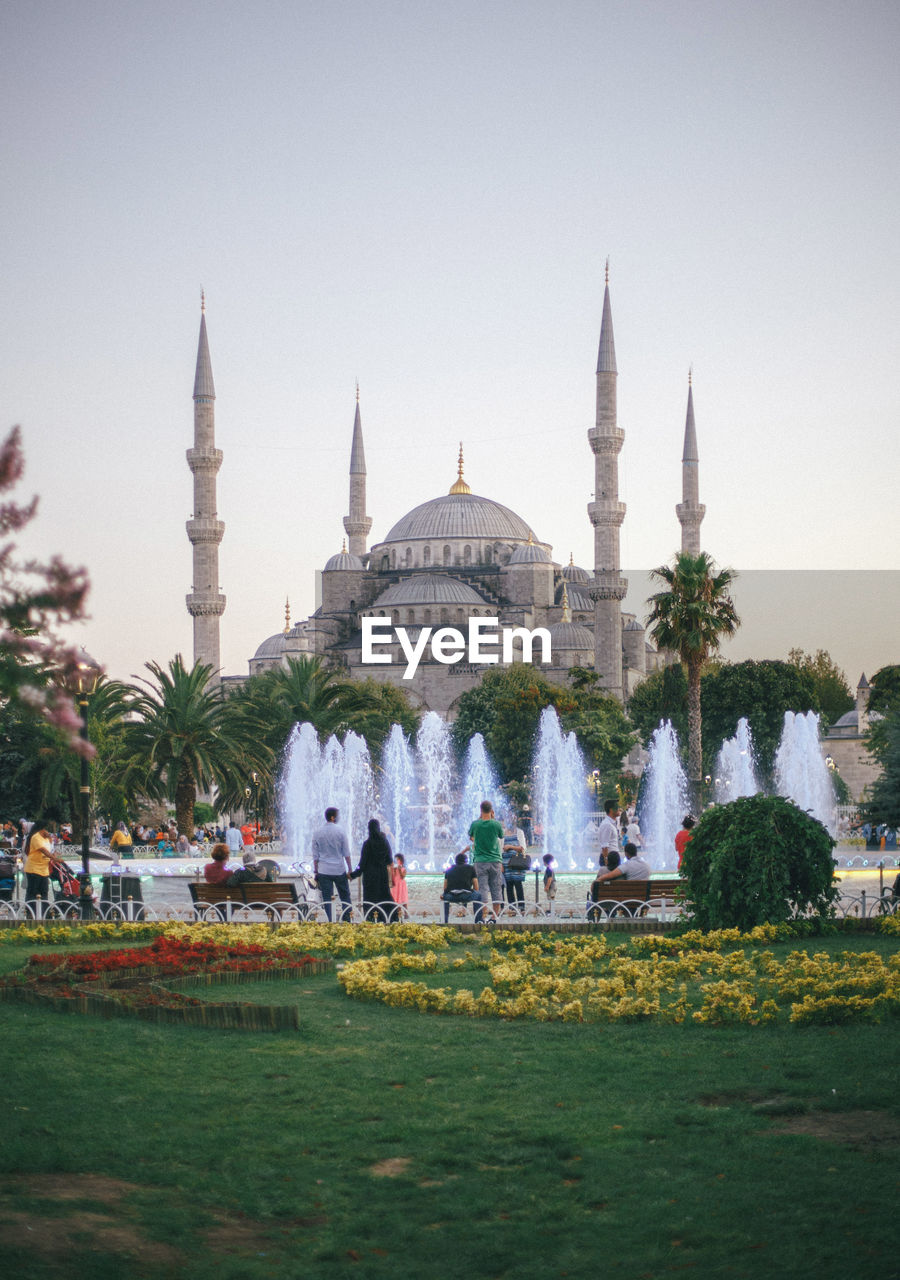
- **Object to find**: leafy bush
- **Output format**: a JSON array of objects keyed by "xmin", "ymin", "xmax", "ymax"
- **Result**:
[{"xmin": 680, "ymin": 794, "xmax": 837, "ymax": 930}]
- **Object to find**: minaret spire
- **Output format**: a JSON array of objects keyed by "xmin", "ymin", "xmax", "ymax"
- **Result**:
[
  {"xmin": 186, "ymin": 297, "xmax": 226, "ymax": 679},
  {"xmin": 343, "ymin": 391, "xmax": 372, "ymax": 557},
  {"xmin": 676, "ymin": 371, "xmax": 705, "ymax": 555},
  {"xmin": 587, "ymin": 263, "xmax": 626, "ymax": 701}
]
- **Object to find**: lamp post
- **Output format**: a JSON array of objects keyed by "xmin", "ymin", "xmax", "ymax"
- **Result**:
[
  {"xmin": 63, "ymin": 649, "xmax": 102, "ymax": 918},
  {"xmin": 250, "ymin": 771, "xmax": 260, "ymax": 835}
]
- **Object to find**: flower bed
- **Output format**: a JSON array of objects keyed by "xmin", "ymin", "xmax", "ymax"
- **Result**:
[
  {"xmin": 337, "ymin": 927, "xmax": 900, "ymax": 1026},
  {"xmin": 0, "ymin": 935, "xmax": 330, "ymax": 1032}
]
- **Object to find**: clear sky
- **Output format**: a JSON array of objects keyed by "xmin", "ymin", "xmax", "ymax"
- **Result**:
[{"xmin": 3, "ymin": 0, "xmax": 898, "ymax": 687}]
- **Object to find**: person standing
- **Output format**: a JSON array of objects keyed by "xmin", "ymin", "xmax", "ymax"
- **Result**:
[
  {"xmin": 675, "ymin": 815, "xmax": 695, "ymax": 869},
  {"xmin": 390, "ymin": 853, "xmax": 409, "ymax": 919},
  {"xmin": 225, "ymin": 822, "xmax": 244, "ymax": 857},
  {"xmin": 24, "ymin": 821, "xmax": 55, "ymax": 914},
  {"xmin": 311, "ymin": 807, "xmax": 352, "ymax": 922},
  {"xmin": 350, "ymin": 818, "xmax": 396, "ymax": 922},
  {"xmin": 501, "ymin": 819, "xmax": 529, "ymax": 914},
  {"xmin": 597, "ymin": 799, "xmax": 620, "ymax": 869},
  {"xmin": 463, "ymin": 800, "xmax": 504, "ymax": 923}
]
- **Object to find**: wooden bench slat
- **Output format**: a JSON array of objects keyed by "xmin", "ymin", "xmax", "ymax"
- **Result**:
[{"xmin": 189, "ymin": 881, "xmax": 300, "ymax": 907}]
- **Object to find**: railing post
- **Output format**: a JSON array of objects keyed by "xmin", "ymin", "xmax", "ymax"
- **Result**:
[
  {"xmin": 860, "ymin": 890, "xmax": 867, "ymax": 918},
  {"xmin": 127, "ymin": 895, "xmax": 134, "ymax": 922},
  {"xmin": 226, "ymin": 896, "xmax": 233, "ymax": 923}
]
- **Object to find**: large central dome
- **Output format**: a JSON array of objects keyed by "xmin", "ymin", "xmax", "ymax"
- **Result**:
[{"xmin": 382, "ymin": 491, "xmax": 537, "ymax": 544}]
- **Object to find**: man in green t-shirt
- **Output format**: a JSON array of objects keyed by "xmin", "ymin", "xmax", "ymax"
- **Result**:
[{"xmin": 465, "ymin": 800, "xmax": 504, "ymax": 923}]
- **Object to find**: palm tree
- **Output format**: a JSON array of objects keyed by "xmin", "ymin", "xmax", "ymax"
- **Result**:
[
  {"xmin": 126, "ymin": 656, "xmax": 266, "ymax": 836},
  {"xmin": 646, "ymin": 551, "xmax": 739, "ymax": 795}
]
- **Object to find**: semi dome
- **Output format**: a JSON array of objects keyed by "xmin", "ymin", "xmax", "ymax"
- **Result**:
[
  {"xmin": 381, "ymin": 491, "xmax": 537, "ymax": 544},
  {"xmin": 556, "ymin": 583, "xmax": 592, "ymax": 611},
  {"xmin": 549, "ymin": 620, "xmax": 594, "ymax": 651},
  {"xmin": 370, "ymin": 574, "xmax": 492, "ymax": 608},
  {"xmin": 508, "ymin": 539, "xmax": 552, "ymax": 565},
  {"xmin": 253, "ymin": 632, "xmax": 288, "ymax": 661}
]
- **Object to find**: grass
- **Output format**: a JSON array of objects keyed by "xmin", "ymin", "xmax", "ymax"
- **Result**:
[{"xmin": 0, "ymin": 928, "xmax": 898, "ymax": 1280}]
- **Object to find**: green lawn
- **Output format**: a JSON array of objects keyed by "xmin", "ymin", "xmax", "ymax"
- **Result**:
[{"xmin": 0, "ymin": 929, "xmax": 898, "ymax": 1280}]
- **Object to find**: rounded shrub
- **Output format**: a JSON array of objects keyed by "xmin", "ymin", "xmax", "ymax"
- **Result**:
[{"xmin": 680, "ymin": 794, "xmax": 837, "ymax": 931}]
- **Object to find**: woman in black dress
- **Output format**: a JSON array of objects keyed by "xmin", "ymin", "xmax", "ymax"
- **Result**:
[{"xmin": 350, "ymin": 818, "xmax": 396, "ymax": 922}]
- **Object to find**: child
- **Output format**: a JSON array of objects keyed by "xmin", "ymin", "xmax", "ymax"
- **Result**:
[
  {"xmin": 390, "ymin": 852, "xmax": 409, "ymax": 920},
  {"xmin": 542, "ymin": 853, "xmax": 557, "ymax": 909}
]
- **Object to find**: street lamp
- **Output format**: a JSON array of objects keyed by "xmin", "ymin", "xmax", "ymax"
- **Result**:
[
  {"xmin": 250, "ymin": 771, "xmax": 260, "ymax": 835},
  {"xmin": 62, "ymin": 648, "xmax": 102, "ymax": 917}
]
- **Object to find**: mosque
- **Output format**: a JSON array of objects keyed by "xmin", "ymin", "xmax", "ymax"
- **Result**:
[{"xmin": 187, "ymin": 273, "xmax": 704, "ymax": 718}]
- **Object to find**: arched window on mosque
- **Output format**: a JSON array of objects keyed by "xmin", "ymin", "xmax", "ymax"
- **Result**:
[
  {"xmin": 424, "ymin": 609, "xmax": 432, "ymax": 625},
  {"xmin": 381, "ymin": 556, "xmax": 389, "ymax": 571},
  {"xmin": 405, "ymin": 547, "xmax": 412, "ymax": 567},
  {"xmin": 391, "ymin": 550, "xmax": 397, "ymax": 569},
  {"xmin": 463, "ymin": 545, "xmax": 471, "ymax": 565},
  {"xmin": 407, "ymin": 610, "xmax": 414, "ymax": 625},
  {"xmin": 423, "ymin": 546, "xmax": 431, "ymax": 566},
  {"xmin": 392, "ymin": 610, "xmax": 400, "ymax": 625},
  {"xmin": 484, "ymin": 546, "xmax": 492, "ymax": 564},
  {"xmin": 456, "ymin": 608, "xmax": 464, "ymax": 624},
  {"xmin": 440, "ymin": 608, "xmax": 449, "ymax": 625},
  {"xmin": 443, "ymin": 546, "xmax": 451, "ymax": 566}
]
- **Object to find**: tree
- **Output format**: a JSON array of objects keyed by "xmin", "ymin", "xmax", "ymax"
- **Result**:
[
  {"xmin": 680, "ymin": 794, "xmax": 837, "ymax": 930},
  {"xmin": 564, "ymin": 667, "xmax": 637, "ymax": 782},
  {"xmin": 37, "ymin": 677, "xmax": 135, "ymax": 836},
  {"xmin": 451, "ymin": 666, "xmax": 575, "ymax": 782},
  {"xmin": 700, "ymin": 659, "xmax": 819, "ymax": 781},
  {"xmin": 126, "ymin": 656, "xmax": 266, "ymax": 836},
  {"xmin": 0, "ymin": 426, "xmax": 92, "ymax": 753},
  {"xmin": 351, "ymin": 678, "xmax": 422, "ymax": 747},
  {"xmin": 626, "ymin": 664, "xmax": 688, "ymax": 748},
  {"xmin": 866, "ymin": 665, "xmax": 900, "ymax": 762},
  {"xmin": 646, "ymin": 551, "xmax": 739, "ymax": 794},
  {"xmin": 788, "ymin": 648, "xmax": 853, "ymax": 728},
  {"xmin": 865, "ymin": 710, "xmax": 900, "ymax": 828}
]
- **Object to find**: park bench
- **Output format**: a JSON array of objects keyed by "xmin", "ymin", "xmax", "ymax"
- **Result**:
[
  {"xmin": 189, "ymin": 880, "xmax": 303, "ymax": 920},
  {"xmin": 588, "ymin": 877, "xmax": 684, "ymax": 919}
]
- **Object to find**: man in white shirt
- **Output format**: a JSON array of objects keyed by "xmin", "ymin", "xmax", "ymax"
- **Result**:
[
  {"xmin": 311, "ymin": 807, "xmax": 353, "ymax": 921},
  {"xmin": 597, "ymin": 800, "xmax": 620, "ymax": 868},
  {"xmin": 224, "ymin": 822, "xmax": 244, "ymax": 855}
]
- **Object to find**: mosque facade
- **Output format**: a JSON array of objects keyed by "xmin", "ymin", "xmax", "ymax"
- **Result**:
[{"xmin": 192, "ymin": 275, "xmax": 703, "ymax": 718}]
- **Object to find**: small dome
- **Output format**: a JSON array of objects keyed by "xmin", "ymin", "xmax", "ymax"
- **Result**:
[
  {"xmin": 371, "ymin": 574, "xmax": 491, "ymax": 608},
  {"xmin": 624, "ymin": 619, "xmax": 644, "ymax": 632},
  {"xmin": 549, "ymin": 620, "xmax": 594, "ymax": 651},
  {"xmin": 555, "ymin": 583, "xmax": 591, "ymax": 611},
  {"xmin": 253, "ymin": 632, "xmax": 288, "ymax": 661},
  {"xmin": 508, "ymin": 540, "xmax": 551, "ymax": 565},
  {"xmin": 324, "ymin": 544, "xmax": 364, "ymax": 571},
  {"xmin": 832, "ymin": 710, "xmax": 858, "ymax": 729},
  {"xmin": 561, "ymin": 555, "xmax": 591, "ymax": 584}
]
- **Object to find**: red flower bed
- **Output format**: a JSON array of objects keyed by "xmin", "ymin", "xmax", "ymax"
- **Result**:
[
  {"xmin": 3, "ymin": 937, "xmax": 330, "ymax": 1032},
  {"xmin": 28, "ymin": 936, "xmax": 319, "ymax": 982}
]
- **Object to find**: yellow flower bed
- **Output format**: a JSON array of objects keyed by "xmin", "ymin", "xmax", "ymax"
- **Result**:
[{"xmin": 337, "ymin": 931, "xmax": 900, "ymax": 1026}]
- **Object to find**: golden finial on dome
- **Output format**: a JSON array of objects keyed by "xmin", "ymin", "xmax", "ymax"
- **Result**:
[
  {"xmin": 201, "ymin": 288, "xmax": 206, "ymax": 314},
  {"xmin": 341, "ymin": 538, "xmax": 347, "ymax": 553},
  {"xmin": 569, "ymin": 551, "xmax": 575, "ymax": 566},
  {"xmin": 284, "ymin": 597, "xmax": 291, "ymax": 635},
  {"xmin": 561, "ymin": 580, "xmax": 571, "ymax": 624},
  {"xmin": 449, "ymin": 442, "xmax": 471, "ymax": 495}
]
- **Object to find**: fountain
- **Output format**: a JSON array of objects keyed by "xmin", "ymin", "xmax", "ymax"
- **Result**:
[
  {"xmin": 456, "ymin": 733, "xmax": 509, "ymax": 848},
  {"xmin": 532, "ymin": 706, "xmax": 589, "ymax": 869},
  {"xmin": 412, "ymin": 712, "xmax": 455, "ymax": 869},
  {"xmin": 279, "ymin": 722, "xmax": 374, "ymax": 864},
  {"xmin": 714, "ymin": 717, "xmax": 760, "ymax": 804},
  {"xmin": 638, "ymin": 720, "xmax": 689, "ymax": 870},
  {"xmin": 773, "ymin": 710, "xmax": 836, "ymax": 832},
  {"xmin": 380, "ymin": 724, "xmax": 416, "ymax": 859}
]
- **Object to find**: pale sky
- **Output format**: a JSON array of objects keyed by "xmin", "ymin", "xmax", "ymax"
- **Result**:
[{"xmin": 3, "ymin": 0, "xmax": 898, "ymax": 687}]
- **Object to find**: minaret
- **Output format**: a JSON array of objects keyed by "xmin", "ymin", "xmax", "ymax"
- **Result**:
[
  {"xmin": 676, "ymin": 370, "xmax": 705, "ymax": 555},
  {"xmin": 343, "ymin": 385, "xmax": 372, "ymax": 558},
  {"xmin": 185, "ymin": 294, "xmax": 226, "ymax": 678},
  {"xmin": 587, "ymin": 261, "xmax": 626, "ymax": 701}
]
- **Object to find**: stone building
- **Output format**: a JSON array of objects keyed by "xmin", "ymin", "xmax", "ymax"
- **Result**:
[{"xmin": 196, "ymin": 274, "xmax": 703, "ymax": 717}]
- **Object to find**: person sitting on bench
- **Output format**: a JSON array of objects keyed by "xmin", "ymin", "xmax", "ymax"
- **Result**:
[
  {"xmin": 594, "ymin": 841, "xmax": 650, "ymax": 883},
  {"xmin": 441, "ymin": 852, "xmax": 482, "ymax": 923}
]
